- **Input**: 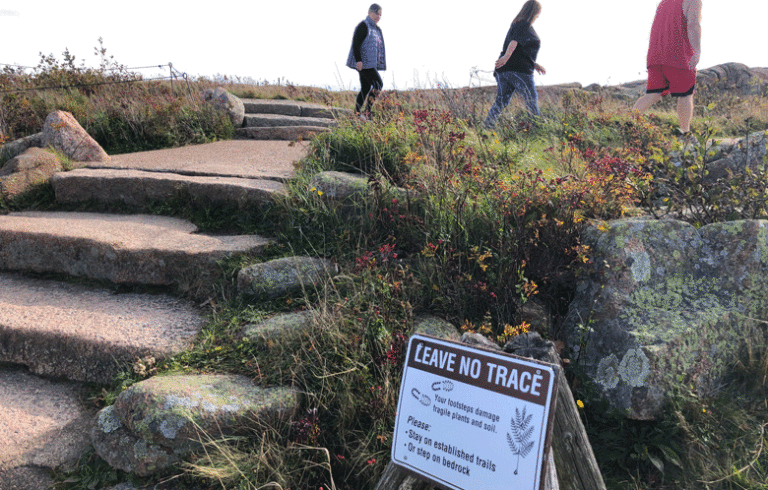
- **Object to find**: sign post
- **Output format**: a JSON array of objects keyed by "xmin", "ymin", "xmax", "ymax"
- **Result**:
[{"xmin": 391, "ymin": 334, "xmax": 558, "ymax": 490}]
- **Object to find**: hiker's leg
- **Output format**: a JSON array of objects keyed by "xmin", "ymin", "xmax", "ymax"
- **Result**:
[
  {"xmin": 676, "ymin": 94, "xmax": 694, "ymax": 133},
  {"xmin": 633, "ymin": 92, "xmax": 663, "ymax": 112},
  {"xmin": 667, "ymin": 67, "xmax": 697, "ymax": 133},
  {"xmin": 510, "ymin": 72, "xmax": 540, "ymax": 117},
  {"xmin": 365, "ymin": 69, "xmax": 383, "ymax": 113},
  {"xmin": 357, "ymin": 70, "xmax": 375, "ymax": 114},
  {"xmin": 484, "ymin": 72, "xmax": 516, "ymax": 128}
]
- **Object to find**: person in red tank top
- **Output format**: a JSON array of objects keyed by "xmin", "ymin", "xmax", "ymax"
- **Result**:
[{"xmin": 633, "ymin": 0, "xmax": 702, "ymax": 135}]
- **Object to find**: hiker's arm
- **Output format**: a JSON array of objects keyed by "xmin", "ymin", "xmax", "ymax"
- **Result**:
[
  {"xmin": 495, "ymin": 41, "xmax": 518, "ymax": 69},
  {"xmin": 352, "ymin": 22, "xmax": 368, "ymax": 71},
  {"xmin": 685, "ymin": 0, "xmax": 702, "ymax": 68}
]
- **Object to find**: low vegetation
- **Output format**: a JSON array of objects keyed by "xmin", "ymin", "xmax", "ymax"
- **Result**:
[{"xmin": 2, "ymin": 49, "xmax": 768, "ymax": 489}]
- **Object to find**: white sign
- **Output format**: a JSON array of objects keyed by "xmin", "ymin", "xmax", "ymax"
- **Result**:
[{"xmin": 392, "ymin": 334, "xmax": 558, "ymax": 490}]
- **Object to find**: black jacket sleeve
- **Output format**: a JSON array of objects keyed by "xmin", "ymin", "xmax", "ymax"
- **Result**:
[{"xmin": 352, "ymin": 22, "xmax": 368, "ymax": 62}]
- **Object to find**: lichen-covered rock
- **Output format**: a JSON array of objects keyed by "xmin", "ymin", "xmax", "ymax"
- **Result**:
[
  {"xmin": 92, "ymin": 374, "xmax": 300, "ymax": 475},
  {"xmin": 202, "ymin": 87, "xmax": 245, "ymax": 127},
  {"xmin": 0, "ymin": 147, "xmax": 63, "ymax": 202},
  {"xmin": 309, "ymin": 171, "xmax": 369, "ymax": 201},
  {"xmin": 41, "ymin": 111, "xmax": 110, "ymax": 162},
  {"xmin": 242, "ymin": 310, "xmax": 317, "ymax": 342},
  {"xmin": 518, "ymin": 299, "xmax": 551, "ymax": 337},
  {"xmin": 413, "ymin": 315, "xmax": 460, "ymax": 341},
  {"xmin": 237, "ymin": 256, "xmax": 337, "ymax": 298},
  {"xmin": 0, "ymin": 132, "xmax": 44, "ymax": 163},
  {"xmin": 706, "ymin": 130, "xmax": 767, "ymax": 181},
  {"xmin": 696, "ymin": 62, "xmax": 768, "ymax": 95},
  {"xmin": 461, "ymin": 332, "xmax": 502, "ymax": 351},
  {"xmin": 91, "ymin": 405, "xmax": 186, "ymax": 476},
  {"xmin": 504, "ymin": 331, "xmax": 557, "ymax": 359},
  {"xmin": 115, "ymin": 374, "xmax": 298, "ymax": 449},
  {"xmin": 565, "ymin": 218, "xmax": 768, "ymax": 419}
]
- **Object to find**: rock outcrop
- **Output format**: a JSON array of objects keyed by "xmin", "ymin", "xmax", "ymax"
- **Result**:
[
  {"xmin": 238, "ymin": 256, "xmax": 338, "ymax": 298},
  {"xmin": 696, "ymin": 62, "xmax": 768, "ymax": 95},
  {"xmin": 705, "ymin": 130, "xmax": 767, "ymax": 181},
  {"xmin": 242, "ymin": 310, "xmax": 318, "ymax": 342},
  {"xmin": 564, "ymin": 219, "xmax": 768, "ymax": 420},
  {"xmin": 41, "ymin": 111, "xmax": 110, "ymax": 162},
  {"xmin": 0, "ymin": 111, "xmax": 109, "ymax": 164},
  {"xmin": 591, "ymin": 63, "xmax": 768, "ymax": 98},
  {"xmin": 202, "ymin": 87, "xmax": 245, "ymax": 127},
  {"xmin": 0, "ymin": 133, "xmax": 44, "ymax": 164},
  {"xmin": 309, "ymin": 171, "xmax": 369, "ymax": 201},
  {"xmin": 91, "ymin": 374, "xmax": 300, "ymax": 476},
  {"xmin": 0, "ymin": 147, "xmax": 63, "ymax": 202}
]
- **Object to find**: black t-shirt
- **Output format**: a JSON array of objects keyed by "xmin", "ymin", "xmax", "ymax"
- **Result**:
[{"xmin": 496, "ymin": 22, "xmax": 540, "ymax": 75}]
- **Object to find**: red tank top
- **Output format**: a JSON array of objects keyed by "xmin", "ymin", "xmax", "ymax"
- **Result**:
[{"xmin": 647, "ymin": 0, "xmax": 695, "ymax": 69}]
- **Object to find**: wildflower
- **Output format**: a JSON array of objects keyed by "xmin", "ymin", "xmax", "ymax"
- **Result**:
[{"xmin": 577, "ymin": 400, "xmax": 585, "ymax": 409}]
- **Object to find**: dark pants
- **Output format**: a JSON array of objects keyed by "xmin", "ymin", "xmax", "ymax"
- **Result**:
[{"xmin": 356, "ymin": 68, "xmax": 383, "ymax": 113}]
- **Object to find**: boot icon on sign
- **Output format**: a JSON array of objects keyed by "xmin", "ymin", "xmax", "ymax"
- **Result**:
[
  {"xmin": 411, "ymin": 388, "xmax": 431, "ymax": 406},
  {"xmin": 431, "ymin": 380, "xmax": 454, "ymax": 392}
]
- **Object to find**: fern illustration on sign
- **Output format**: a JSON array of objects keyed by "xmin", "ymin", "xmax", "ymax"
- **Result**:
[{"xmin": 506, "ymin": 406, "xmax": 536, "ymax": 475}]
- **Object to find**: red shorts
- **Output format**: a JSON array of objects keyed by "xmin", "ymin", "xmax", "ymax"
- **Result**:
[{"xmin": 646, "ymin": 65, "xmax": 696, "ymax": 97}]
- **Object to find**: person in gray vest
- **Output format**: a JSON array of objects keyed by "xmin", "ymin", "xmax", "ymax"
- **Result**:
[{"xmin": 346, "ymin": 4, "xmax": 386, "ymax": 115}]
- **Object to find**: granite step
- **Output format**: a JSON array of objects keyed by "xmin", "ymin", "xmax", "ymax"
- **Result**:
[
  {"xmin": 0, "ymin": 267, "xmax": 209, "ymax": 488},
  {"xmin": 52, "ymin": 168, "xmax": 286, "ymax": 208},
  {"xmin": 0, "ymin": 211, "xmax": 272, "ymax": 290},
  {"xmin": 241, "ymin": 99, "xmax": 352, "ymax": 119},
  {"xmin": 0, "ymin": 365, "xmax": 95, "ymax": 490},
  {"xmin": 91, "ymin": 140, "xmax": 305, "ymax": 182},
  {"xmin": 242, "ymin": 113, "xmax": 336, "ymax": 129},
  {"xmin": 0, "ymin": 272, "xmax": 207, "ymax": 383},
  {"xmin": 235, "ymin": 125, "xmax": 331, "ymax": 141},
  {"xmin": 234, "ymin": 100, "xmax": 351, "ymax": 140}
]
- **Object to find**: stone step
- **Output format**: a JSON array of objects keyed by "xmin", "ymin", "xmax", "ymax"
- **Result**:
[
  {"xmin": 52, "ymin": 168, "xmax": 286, "ymax": 208},
  {"xmin": 0, "ymin": 365, "xmax": 96, "ymax": 486},
  {"xmin": 0, "ymin": 212, "xmax": 272, "ymax": 289},
  {"xmin": 0, "ymin": 272, "xmax": 206, "ymax": 383},
  {"xmin": 241, "ymin": 99, "xmax": 352, "ymax": 119},
  {"xmin": 235, "ymin": 125, "xmax": 331, "ymax": 141},
  {"xmin": 243, "ymin": 113, "xmax": 336, "ymax": 129},
  {"xmin": 95, "ymin": 140, "xmax": 306, "ymax": 182}
]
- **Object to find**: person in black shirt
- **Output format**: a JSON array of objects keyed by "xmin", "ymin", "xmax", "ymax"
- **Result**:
[{"xmin": 484, "ymin": 0, "xmax": 546, "ymax": 129}]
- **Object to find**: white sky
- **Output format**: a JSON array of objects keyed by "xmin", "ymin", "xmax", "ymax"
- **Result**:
[{"xmin": 0, "ymin": 1, "xmax": 765, "ymax": 91}]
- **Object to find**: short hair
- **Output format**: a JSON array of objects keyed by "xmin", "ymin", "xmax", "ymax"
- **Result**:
[{"xmin": 369, "ymin": 3, "xmax": 382, "ymax": 14}]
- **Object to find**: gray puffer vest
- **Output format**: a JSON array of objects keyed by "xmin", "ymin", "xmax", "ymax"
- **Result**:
[{"xmin": 346, "ymin": 16, "xmax": 386, "ymax": 71}]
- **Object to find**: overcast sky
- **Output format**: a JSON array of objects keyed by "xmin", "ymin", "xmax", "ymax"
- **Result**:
[{"xmin": 0, "ymin": 1, "xmax": 765, "ymax": 91}]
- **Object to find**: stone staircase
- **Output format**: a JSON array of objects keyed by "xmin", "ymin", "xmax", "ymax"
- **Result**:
[
  {"xmin": 0, "ymin": 100, "xmax": 346, "ymax": 489},
  {"xmin": 235, "ymin": 99, "xmax": 351, "ymax": 141}
]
